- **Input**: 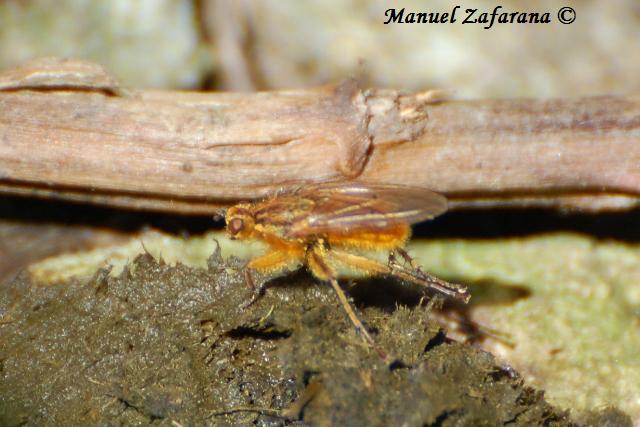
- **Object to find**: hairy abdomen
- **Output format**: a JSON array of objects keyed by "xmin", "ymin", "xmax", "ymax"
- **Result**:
[{"xmin": 326, "ymin": 223, "xmax": 410, "ymax": 250}]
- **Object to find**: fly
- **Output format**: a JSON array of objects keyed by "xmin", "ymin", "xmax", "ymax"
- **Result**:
[{"xmin": 224, "ymin": 183, "xmax": 469, "ymax": 349}]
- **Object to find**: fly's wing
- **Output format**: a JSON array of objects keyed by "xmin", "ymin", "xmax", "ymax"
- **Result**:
[{"xmin": 286, "ymin": 183, "xmax": 447, "ymax": 238}]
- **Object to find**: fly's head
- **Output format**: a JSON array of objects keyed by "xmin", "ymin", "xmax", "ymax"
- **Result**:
[{"xmin": 225, "ymin": 204, "xmax": 255, "ymax": 240}]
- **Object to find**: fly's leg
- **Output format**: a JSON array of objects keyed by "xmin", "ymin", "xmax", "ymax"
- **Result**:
[
  {"xmin": 307, "ymin": 243, "xmax": 387, "ymax": 359},
  {"xmin": 394, "ymin": 247, "xmax": 426, "ymax": 275},
  {"xmin": 241, "ymin": 267, "xmax": 261, "ymax": 309},
  {"xmin": 332, "ymin": 249, "xmax": 470, "ymax": 303},
  {"xmin": 388, "ymin": 248, "xmax": 430, "ymax": 285},
  {"xmin": 240, "ymin": 249, "xmax": 303, "ymax": 309},
  {"xmin": 328, "ymin": 278, "xmax": 378, "ymax": 350},
  {"xmin": 387, "ymin": 250, "xmax": 402, "ymax": 275},
  {"xmin": 399, "ymin": 248, "xmax": 470, "ymax": 303}
]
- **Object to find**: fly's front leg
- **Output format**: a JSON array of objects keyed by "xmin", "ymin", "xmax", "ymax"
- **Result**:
[
  {"xmin": 241, "ymin": 266, "xmax": 260, "ymax": 309},
  {"xmin": 241, "ymin": 248, "xmax": 304, "ymax": 309}
]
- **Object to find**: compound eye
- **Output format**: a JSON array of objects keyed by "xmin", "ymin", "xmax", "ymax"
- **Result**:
[{"xmin": 228, "ymin": 217, "xmax": 244, "ymax": 235}]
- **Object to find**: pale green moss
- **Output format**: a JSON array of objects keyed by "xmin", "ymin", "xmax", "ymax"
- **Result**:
[{"xmin": 408, "ymin": 233, "xmax": 640, "ymax": 420}]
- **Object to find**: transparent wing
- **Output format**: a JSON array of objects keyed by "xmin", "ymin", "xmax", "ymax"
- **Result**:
[{"xmin": 286, "ymin": 183, "xmax": 447, "ymax": 238}]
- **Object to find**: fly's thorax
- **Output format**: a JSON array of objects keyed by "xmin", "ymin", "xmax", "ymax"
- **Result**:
[
  {"xmin": 252, "ymin": 222, "xmax": 306, "ymax": 248},
  {"xmin": 225, "ymin": 204, "xmax": 256, "ymax": 240}
]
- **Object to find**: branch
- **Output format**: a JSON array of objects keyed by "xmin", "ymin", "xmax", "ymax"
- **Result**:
[{"xmin": 1, "ymin": 58, "xmax": 639, "ymax": 213}]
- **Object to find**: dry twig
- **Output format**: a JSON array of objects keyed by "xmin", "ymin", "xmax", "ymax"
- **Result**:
[{"xmin": 1, "ymin": 57, "xmax": 639, "ymax": 214}]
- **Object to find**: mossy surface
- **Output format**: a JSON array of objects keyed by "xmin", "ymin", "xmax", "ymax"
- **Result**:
[
  {"xmin": 409, "ymin": 233, "xmax": 640, "ymax": 421},
  {"xmin": 0, "ymin": 250, "xmax": 580, "ymax": 426},
  {"xmin": 11, "ymin": 229, "xmax": 639, "ymax": 424}
]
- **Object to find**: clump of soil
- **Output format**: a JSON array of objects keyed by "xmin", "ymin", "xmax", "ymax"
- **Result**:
[{"xmin": 0, "ymin": 251, "xmax": 586, "ymax": 426}]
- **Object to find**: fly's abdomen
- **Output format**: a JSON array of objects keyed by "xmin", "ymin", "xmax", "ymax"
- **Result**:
[{"xmin": 326, "ymin": 223, "xmax": 410, "ymax": 250}]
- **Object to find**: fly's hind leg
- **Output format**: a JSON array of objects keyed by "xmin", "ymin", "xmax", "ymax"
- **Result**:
[
  {"xmin": 388, "ymin": 248, "xmax": 433, "ymax": 289},
  {"xmin": 406, "ymin": 248, "xmax": 469, "ymax": 302},
  {"xmin": 390, "ymin": 247, "xmax": 425, "ymax": 275},
  {"xmin": 333, "ymin": 249, "xmax": 470, "ymax": 303}
]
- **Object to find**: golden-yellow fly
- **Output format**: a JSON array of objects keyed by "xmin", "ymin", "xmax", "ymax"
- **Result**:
[{"xmin": 225, "ymin": 183, "xmax": 469, "ymax": 347}]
